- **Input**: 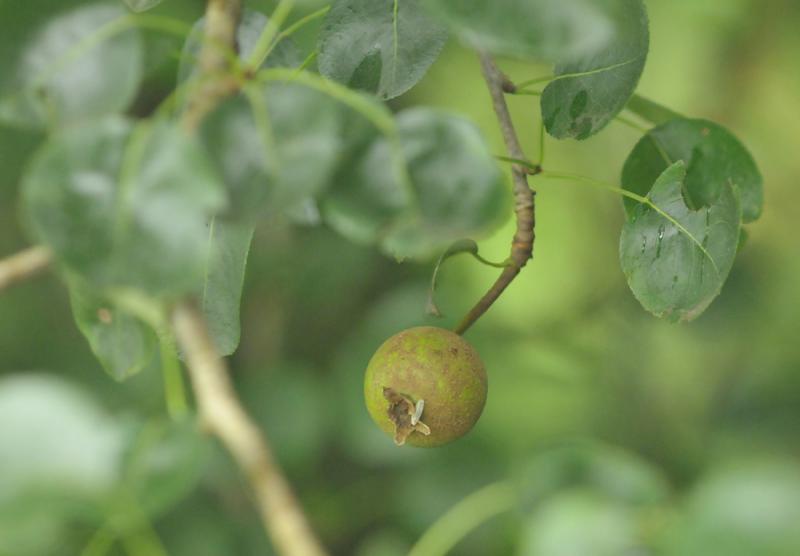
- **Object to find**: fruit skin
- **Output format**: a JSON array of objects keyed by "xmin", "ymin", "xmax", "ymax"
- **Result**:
[{"xmin": 364, "ymin": 326, "xmax": 487, "ymax": 447}]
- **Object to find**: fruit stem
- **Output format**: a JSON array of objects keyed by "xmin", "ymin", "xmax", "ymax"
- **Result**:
[{"xmin": 453, "ymin": 53, "xmax": 536, "ymax": 335}]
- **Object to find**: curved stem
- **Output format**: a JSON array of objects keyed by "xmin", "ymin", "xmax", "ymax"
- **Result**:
[
  {"xmin": 408, "ymin": 482, "xmax": 516, "ymax": 556},
  {"xmin": 453, "ymin": 53, "xmax": 536, "ymax": 336},
  {"xmin": 0, "ymin": 246, "xmax": 52, "ymax": 292}
]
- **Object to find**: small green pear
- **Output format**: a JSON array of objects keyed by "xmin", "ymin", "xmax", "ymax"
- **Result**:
[{"xmin": 364, "ymin": 326, "xmax": 487, "ymax": 447}]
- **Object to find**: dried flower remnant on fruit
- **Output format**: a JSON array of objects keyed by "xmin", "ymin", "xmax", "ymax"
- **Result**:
[{"xmin": 383, "ymin": 387, "xmax": 430, "ymax": 446}]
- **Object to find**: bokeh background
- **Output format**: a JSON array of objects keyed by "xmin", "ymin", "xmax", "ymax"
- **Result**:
[{"xmin": 1, "ymin": 0, "xmax": 799, "ymax": 554}]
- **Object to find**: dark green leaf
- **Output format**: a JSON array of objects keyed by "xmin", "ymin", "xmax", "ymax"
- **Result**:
[
  {"xmin": 177, "ymin": 8, "xmax": 300, "ymax": 86},
  {"xmin": 199, "ymin": 218, "xmax": 253, "ymax": 356},
  {"xmin": 541, "ymin": 0, "xmax": 649, "ymax": 140},
  {"xmin": 425, "ymin": 0, "xmax": 617, "ymax": 62},
  {"xmin": 67, "ymin": 274, "xmax": 157, "ymax": 380},
  {"xmin": 22, "ymin": 117, "xmax": 226, "ymax": 296},
  {"xmin": 317, "ymin": 0, "xmax": 448, "ymax": 99},
  {"xmin": 0, "ymin": 1, "xmax": 143, "ymax": 129},
  {"xmin": 619, "ymin": 161, "xmax": 741, "ymax": 322},
  {"xmin": 622, "ymin": 118, "xmax": 763, "ymax": 223}
]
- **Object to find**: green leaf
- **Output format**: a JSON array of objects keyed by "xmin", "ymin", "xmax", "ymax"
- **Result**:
[
  {"xmin": 177, "ymin": 8, "xmax": 300, "ymax": 86},
  {"xmin": 67, "ymin": 274, "xmax": 158, "ymax": 380},
  {"xmin": 541, "ymin": 0, "xmax": 649, "ymax": 140},
  {"xmin": 202, "ymin": 83, "xmax": 351, "ymax": 219},
  {"xmin": 199, "ymin": 218, "xmax": 253, "ymax": 356},
  {"xmin": 515, "ymin": 441, "xmax": 670, "ymax": 509},
  {"xmin": 322, "ymin": 108, "xmax": 509, "ymax": 259},
  {"xmin": 317, "ymin": 0, "xmax": 448, "ymax": 99},
  {"xmin": 0, "ymin": 374, "xmax": 124, "ymax": 504},
  {"xmin": 424, "ymin": 0, "xmax": 617, "ymax": 62},
  {"xmin": 0, "ymin": 1, "xmax": 143, "ymax": 129},
  {"xmin": 320, "ymin": 118, "xmax": 407, "ymax": 243},
  {"xmin": 22, "ymin": 117, "xmax": 226, "ymax": 296},
  {"xmin": 124, "ymin": 0, "xmax": 164, "ymax": 12},
  {"xmin": 665, "ymin": 460, "xmax": 800, "ymax": 556},
  {"xmin": 122, "ymin": 419, "xmax": 209, "ymax": 519},
  {"xmin": 521, "ymin": 492, "xmax": 644, "ymax": 556},
  {"xmin": 625, "ymin": 93, "xmax": 681, "ymax": 126},
  {"xmin": 619, "ymin": 161, "xmax": 741, "ymax": 322},
  {"xmin": 622, "ymin": 118, "xmax": 763, "ymax": 223}
]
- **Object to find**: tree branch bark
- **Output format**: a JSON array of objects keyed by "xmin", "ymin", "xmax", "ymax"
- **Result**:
[
  {"xmin": 172, "ymin": 302, "xmax": 326, "ymax": 556},
  {"xmin": 454, "ymin": 53, "xmax": 536, "ymax": 335},
  {"xmin": 173, "ymin": 2, "xmax": 328, "ymax": 555},
  {"xmin": 0, "ymin": 246, "xmax": 52, "ymax": 293}
]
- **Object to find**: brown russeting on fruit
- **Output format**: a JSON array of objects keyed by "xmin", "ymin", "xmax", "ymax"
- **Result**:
[{"xmin": 383, "ymin": 387, "xmax": 431, "ymax": 446}]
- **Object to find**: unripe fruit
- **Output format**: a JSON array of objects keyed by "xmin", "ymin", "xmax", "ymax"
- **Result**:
[{"xmin": 364, "ymin": 326, "xmax": 487, "ymax": 447}]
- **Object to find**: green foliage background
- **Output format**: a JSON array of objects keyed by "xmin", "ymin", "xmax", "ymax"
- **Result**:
[{"xmin": 1, "ymin": 0, "xmax": 799, "ymax": 554}]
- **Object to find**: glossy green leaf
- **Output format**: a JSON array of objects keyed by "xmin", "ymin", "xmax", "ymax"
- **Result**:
[
  {"xmin": 177, "ymin": 8, "xmax": 300, "ymax": 86},
  {"xmin": 622, "ymin": 118, "xmax": 763, "ymax": 223},
  {"xmin": 541, "ymin": 0, "xmax": 648, "ymax": 140},
  {"xmin": 22, "ymin": 117, "xmax": 226, "ymax": 296},
  {"xmin": 122, "ymin": 419, "xmax": 209, "ymax": 519},
  {"xmin": 0, "ymin": 1, "xmax": 143, "ymax": 129},
  {"xmin": 323, "ymin": 108, "xmax": 509, "ymax": 259},
  {"xmin": 665, "ymin": 460, "xmax": 800, "ymax": 556},
  {"xmin": 521, "ymin": 492, "xmax": 644, "ymax": 556},
  {"xmin": 619, "ymin": 161, "xmax": 741, "ymax": 322},
  {"xmin": 123, "ymin": 0, "xmax": 164, "ymax": 12},
  {"xmin": 424, "ymin": 0, "xmax": 616, "ymax": 62},
  {"xmin": 317, "ymin": 0, "xmax": 448, "ymax": 99},
  {"xmin": 199, "ymin": 218, "xmax": 253, "ymax": 356},
  {"xmin": 67, "ymin": 274, "xmax": 157, "ymax": 380}
]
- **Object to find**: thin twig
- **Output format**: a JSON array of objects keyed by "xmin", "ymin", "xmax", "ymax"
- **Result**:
[
  {"xmin": 172, "ymin": 302, "xmax": 326, "ymax": 556},
  {"xmin": 454, "ymin": 53, "xmax": 536, "ymax": 335},
  {"xmin": 174, "ymin": 2, "xmax": 328, "ymax": 555},
  {"xmin": 0, "ymin": 246, "xmax": 53, "ymax": 292},
  {"xmin": 181, "ymin": 0, "xmax": 243, "ymax": 132}
]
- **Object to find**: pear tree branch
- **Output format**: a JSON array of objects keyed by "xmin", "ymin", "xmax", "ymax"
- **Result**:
[
  {"xmin": 0, "ymin": 246, "xmax": 53, "ymax": 293},
  {"xmin": 453, "ymin": 53, "xmax": 536, "ymax": 335}
]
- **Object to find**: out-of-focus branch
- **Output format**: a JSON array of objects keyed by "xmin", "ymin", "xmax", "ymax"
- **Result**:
[
  {"xmin": 172, "ymin": 302, "xmax": 326, "ymax": 556},
  {"xmin": 181, "ymin": 0, "xmax": 243, "ymax": 132},
  {"xmin": 0, "ymin": 246, "xmax": 52, "ymax": 292},
  {"xmin": 453, "ymin": 53, "xmax": 536, "ymax": 335},
  {"xmin": 174, "ymin": 2, "xmax": 328, "ymax": 555}
]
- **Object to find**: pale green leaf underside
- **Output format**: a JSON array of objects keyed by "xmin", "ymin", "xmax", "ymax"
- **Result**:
[{"xmin": 200, "ymin": 218, "xmax": 253, "ymax": 357}]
